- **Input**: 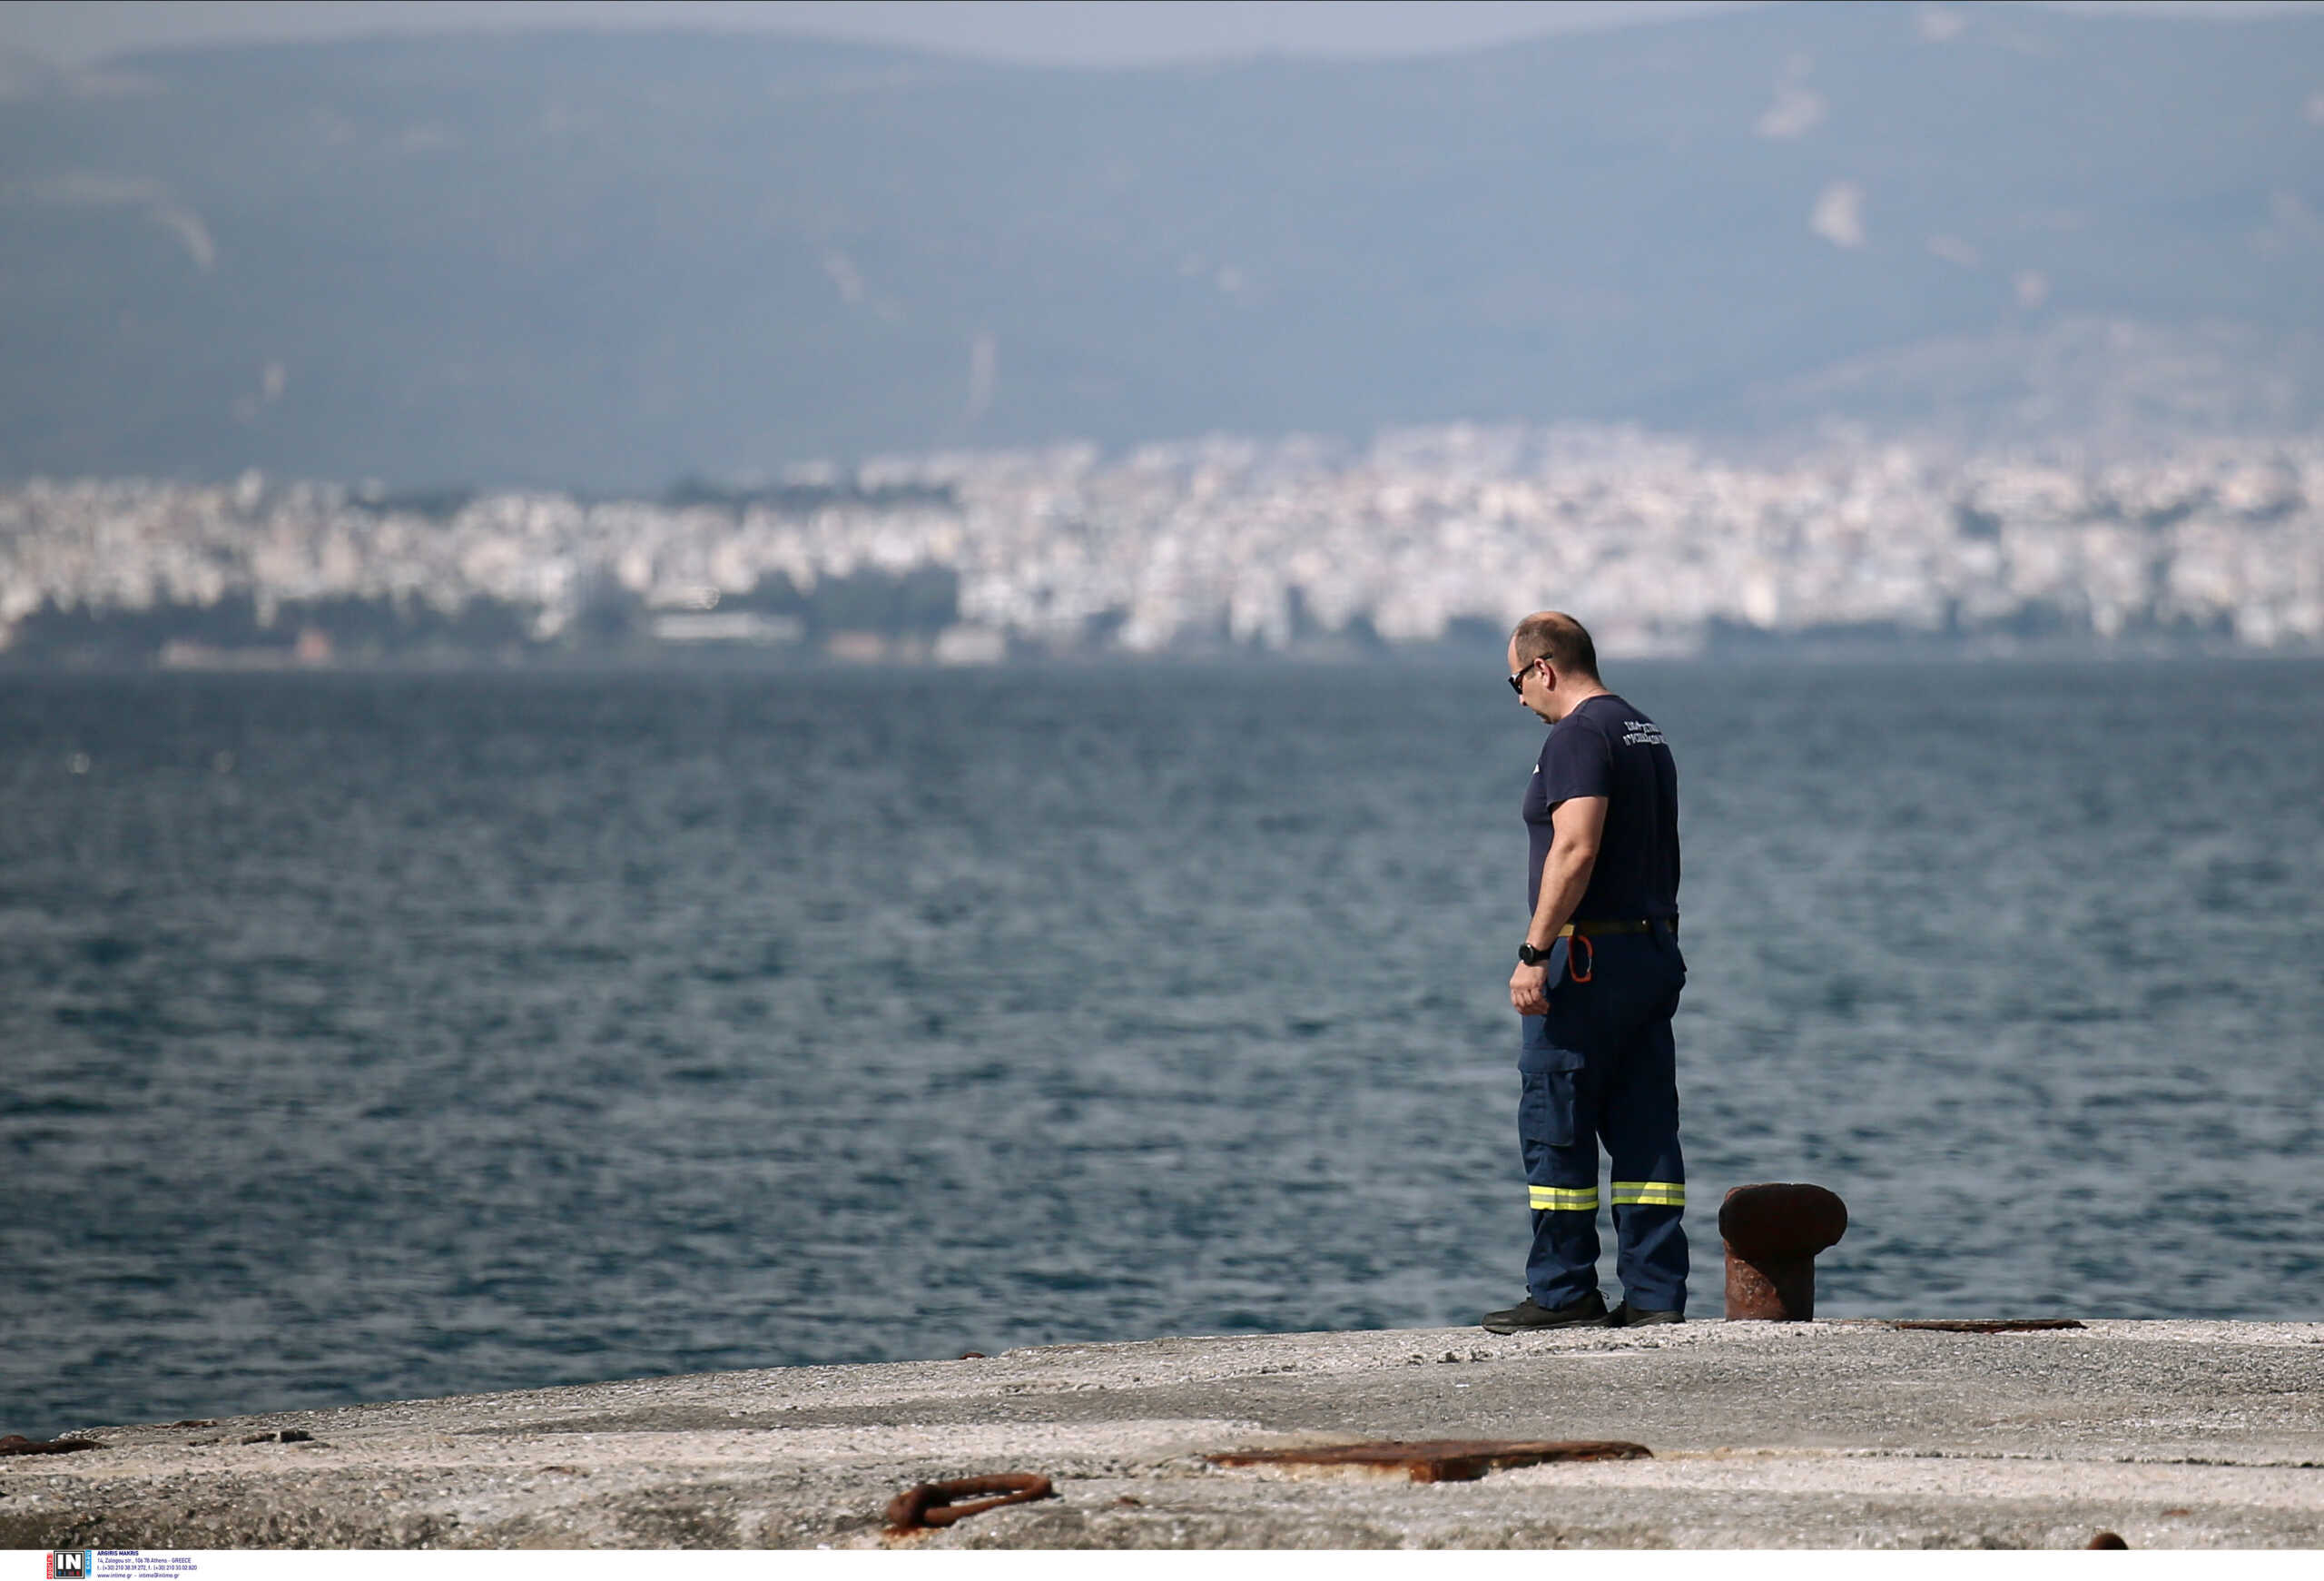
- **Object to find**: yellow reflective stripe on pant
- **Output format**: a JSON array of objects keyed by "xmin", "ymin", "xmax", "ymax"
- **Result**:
[
  {"xmin": 1528, "ymin": 1185, "xmax": 1600, "ymax": 1211},
  {"xmin": 1610, "ymin": 1181, "xmax": 1687, "ymax": 1208}
]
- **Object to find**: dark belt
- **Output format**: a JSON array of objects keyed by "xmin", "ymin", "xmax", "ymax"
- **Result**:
[{"xmin": 1560, "ymin": 917, "xmax": 1678, "ymax": 937}]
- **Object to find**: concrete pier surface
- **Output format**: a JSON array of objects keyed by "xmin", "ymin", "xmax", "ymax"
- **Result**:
[{"xmin": 6, "ymin": 1319, "xmax": 2321, "ymax": 1549}]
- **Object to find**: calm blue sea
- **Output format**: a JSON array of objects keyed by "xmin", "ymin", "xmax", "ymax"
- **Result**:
[{"xmin": 4, "ymin": 659, "xmax": 2320, "ymax": 1437}]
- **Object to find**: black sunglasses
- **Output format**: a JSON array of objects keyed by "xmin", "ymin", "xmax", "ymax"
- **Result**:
[{"xmin": 1507, "ymin": 660, "xmax": 1537, "ymax": 695}]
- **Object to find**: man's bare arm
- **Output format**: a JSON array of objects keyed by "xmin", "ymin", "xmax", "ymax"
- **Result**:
[{"xmin": 1509, "ymin": 795, "xmax": 1607, "ymax": 1015}]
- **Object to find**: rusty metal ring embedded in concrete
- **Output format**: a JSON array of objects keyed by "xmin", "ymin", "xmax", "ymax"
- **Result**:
[
  {"xmin": 1893, "ymin": 1319, "xmax": 2087, "ymax": 1334},
  {"xmin": 1210, "ymin": 1438, "xmax": 1649, "ymax": 1484},
  {"xmin": 885, "ymin": 1472, "xmax": 1055, "ymax": 1534},
  {"xmin": 0, "ymin": 1434, "xmax": 103, "ymax": 1457}
]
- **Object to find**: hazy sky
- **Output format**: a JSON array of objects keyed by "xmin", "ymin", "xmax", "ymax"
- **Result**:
[{"xmin": 5, "ymin": 0, "xmax": 2320, "ymax": 68}]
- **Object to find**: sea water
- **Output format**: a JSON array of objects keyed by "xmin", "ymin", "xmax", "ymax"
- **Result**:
[{"xmin": 4, "ymin": 658, "xmax": 2319, "ymax": 1435}]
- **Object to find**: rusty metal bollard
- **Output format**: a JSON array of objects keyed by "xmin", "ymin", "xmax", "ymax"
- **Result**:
[{"xmin": 1720, "ymin": 1182, "xmax": 1847, "ymax": 1320}]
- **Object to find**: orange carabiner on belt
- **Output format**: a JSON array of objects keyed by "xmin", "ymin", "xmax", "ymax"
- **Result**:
[{"xmin": 1566, "ymin": 934, "xmax": 1594, "ymax": 983}]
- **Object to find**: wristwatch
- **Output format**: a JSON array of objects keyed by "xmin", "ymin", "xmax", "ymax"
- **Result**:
[{"xmin": 1517, "ymin": 942, "xmax": 1552, "ymax": 966}]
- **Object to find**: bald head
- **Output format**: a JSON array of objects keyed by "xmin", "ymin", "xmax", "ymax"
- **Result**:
[{"xmin": 1509, "ymin": 611, "xmax": 1600, "ymax": 680}]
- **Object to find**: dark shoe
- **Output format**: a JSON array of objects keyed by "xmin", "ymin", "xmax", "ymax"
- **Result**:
[
  {"xmin": 1609, "ymin": 1300, "xmax": 1683, "ymax": 1327},
  {"xmin": 1480, "ymin": 1290, "xmax": 1610, "ymax": 1333}
]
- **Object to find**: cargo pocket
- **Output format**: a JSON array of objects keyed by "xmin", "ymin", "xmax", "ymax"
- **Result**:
[{"xmin": 1518, "ymin": 1065, "xmax": 1579, "ymax": 1152}]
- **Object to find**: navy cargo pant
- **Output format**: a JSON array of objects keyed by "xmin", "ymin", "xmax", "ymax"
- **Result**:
[{"xmin": 1519, "ymin": 924, "xmax": 1689, "ymax": 1313}]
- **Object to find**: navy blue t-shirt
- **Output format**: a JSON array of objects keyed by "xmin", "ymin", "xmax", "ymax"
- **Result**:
[{"xmin": 1522, "ymin": 693, "xmax": 1680, "ymax": 920}]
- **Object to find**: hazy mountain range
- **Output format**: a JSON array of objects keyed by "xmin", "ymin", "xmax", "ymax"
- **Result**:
[{"xmin": 3, "ymin": 1, "xmax": 2321, "ymax": 489}]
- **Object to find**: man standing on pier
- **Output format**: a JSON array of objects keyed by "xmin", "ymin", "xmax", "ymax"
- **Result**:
[{"xmin": 1482, "ymin": 611, "xmax": 1689, "ymax": 1331}]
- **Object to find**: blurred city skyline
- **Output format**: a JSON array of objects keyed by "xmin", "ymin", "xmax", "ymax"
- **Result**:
[{"xmin": 3, "ymin": 0, "xmax": 2320, "ymax": 660}]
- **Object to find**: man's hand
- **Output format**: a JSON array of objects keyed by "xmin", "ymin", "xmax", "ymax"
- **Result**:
[{"xmin": 1510, "ymin": 961, "xmax": 1551, "ymax": 1016}]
